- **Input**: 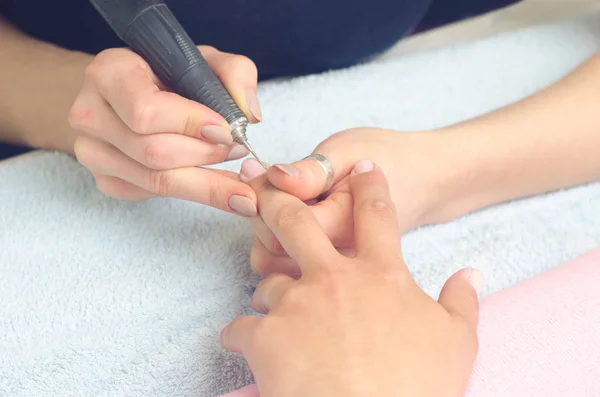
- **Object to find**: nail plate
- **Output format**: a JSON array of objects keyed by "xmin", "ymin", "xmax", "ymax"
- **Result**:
[
  {"xmin": 352, "ymin": 160, "xmax": 375, "ymax": 175},
  {"xmin": 227, "ymin": 144, "xmax": 250, "ymax": 161},
  {"xmin": 240, "ymin": 158, "xmax": 268, "ymax": 181},
  {"xmin": 246, "ymin": 90, "xmax": 263, "ymax": 122},
  {"xmin": 201, "ymin": 125, "xmax": 233, "ymax": 145},
  {"xmin": 274, "ymin": 164, "xmax": 299, "ymax": 178},
  {"xmin": 228, "ymin": 195, "xmax": 257, "ymax": 217},
  {"xmin": 464, "ymin": 268, "xmax": 485, "ymax": 295},
  {"xmin": 219, "ymin": 323, "xmax": 229, "ymax": 345}
]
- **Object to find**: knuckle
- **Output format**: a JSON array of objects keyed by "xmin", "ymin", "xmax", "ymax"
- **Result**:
[
  {"xmin": 85, "ymin": 49, "xmax": 123, "ymax": 82},
  {"xmin": 321, "ymin": 279, "xmax": 347, "ymax": 304},
  {"xmin": 255, "ymin": 274, "xmax": 283, "ymax": 300},
  {"xmin": 250, "ymin": 244, "xmax": 270, "ymax": 276},
  {"xmin": 94, "ymin": 175, "xmax": 115, "ymax": 197},
  {"xmin": 315, "ymin": 267, "xmax": 347, "ymax": 296},
  {"xmin": 130, "ymin": 96, "xmax": 157, "ymax": 134},
  {"xmin": 266, "ymin": 236, "xmax": 286, "ymax": 256},
  {"xmin": 249, "ymin": 317, "xmax": 275, "ymax": 346},
  {"xmin": 197, "ymin": 45, "xmax": 217, "ymax": 55},
  {"xmin": 148, "ymin": 170, "xmax": 175, "ymax": 196},
  {"xmin": 274, "ymin": 205, "xmax": 311, "ymax": 231},
  {"xmin": 142, "ymin": 139, "xmax": 173, "ymax": 169},
  {"xmin": 182, "ymin": 111, "xmax": 203, "ymax": 137},
  {"xmin": 206, "ymin": 181, "xmax": 225, "ymax": 209},
  {"xmin": 68, "ymin": 102, "xmax": 95, "ymax": 131},
  {"xmin": 84, "ymin": 57, "xmax": 105, "ymax": 82},
  {"xmin": 250, "ymin": 258, "xmax": 268, "ymax": 276},
  {"xmin": 359, "ymin": 198, "xmax": 396, "ymax": 222},
  {"xmin": 93, "ymin": 48, "xmax": 118, "ymax": 66},
  {"xmin": 278, "ymin": 286, "xmax": 303, "ymax": 308},
  {"xmin": 233, "ymin": 54, "xmax": 257, "ymax": 71},
  {"xmin": 224, "ymin": 54, "xmax": 257, "ymax": 78}
]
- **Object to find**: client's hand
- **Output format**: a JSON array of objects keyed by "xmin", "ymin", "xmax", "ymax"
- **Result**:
[
  {"xmin": 221, "ymin": 161, "xmax": 483, "ymax": 397},
  {"xmin": 241, "ymin": 128, "xmax": 453, "ymax": 276},
  {"xmin": 68, "ymin": 46, "xmax": 261, "ymax": 216}
]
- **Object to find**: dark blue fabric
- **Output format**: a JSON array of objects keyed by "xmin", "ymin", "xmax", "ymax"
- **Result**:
[
  {"xmin": 0, "ymin": 0, "xmax": 434, "ymax": 80},
  {"xmin": 0, "ymin": 143, "xmax": 30, "ymax": 159},
  {"xmin": 0, "ymin": 0, "xmax": 521, "ymax": 159}
]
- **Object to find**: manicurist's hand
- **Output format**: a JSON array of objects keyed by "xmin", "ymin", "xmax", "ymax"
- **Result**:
[
  {"xmin": 69, "ymin": 46, "xmax": 262, "ymax": 216},
  {"xmin": 240, "ymin": 128, "xmax": 456, "ymax": 276},
  {"xmin": 221, "ymin": 161, "xmax": 483, "ymax": 397}
]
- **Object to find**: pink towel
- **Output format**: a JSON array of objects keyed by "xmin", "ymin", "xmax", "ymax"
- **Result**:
[{"xmin": 220, "ymin": 248, "xmax": 600, "ymax": 397}]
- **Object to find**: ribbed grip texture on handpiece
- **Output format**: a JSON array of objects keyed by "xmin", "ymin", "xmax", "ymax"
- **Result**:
[{"xmin": 90, "ymin": 0, "xmax": 245, "ymax": 125}]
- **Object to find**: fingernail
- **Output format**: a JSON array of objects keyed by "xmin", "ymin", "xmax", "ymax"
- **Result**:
[
  {"xmin": 201, "ymin": 125, "xmax": 233, "ymax": 145},
  {"xmin": 464, "ymin": 268, "xmax": 485, "ymax": 295},
  {"xmin": 246, "ymin": 90, "xmax": 262, "ymax": 122},
  {"xmin": 228, "ymin": 195, "xmax": 257, "ymax": 217},
  {"xmin": 240, "ymin": 158, "xmax": 267, "ymax": 181},
  {"xmin": 219, "ymin": 323, "xmax": 229, "ymax": 344},
  {"xmin": 227, "ymin": 144, "xmax": 250, "ymax": 161},
  {"xmin": 351, "ymin": 160, "xmax": 375, "ymax": 175},
  {"xmin": 274, "ymin": 164, "xmax": 299, "ymax": 178}
]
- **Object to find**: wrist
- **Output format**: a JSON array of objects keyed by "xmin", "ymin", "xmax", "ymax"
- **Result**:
[
  {"xmin": 393, "ymin": 129, "xmax": 478, "ymax": 229},
  {"xmin": 411, "ymin": 123, "xmax": 518, "ymax": 228},
  {"xmin": 3, "ymin": 38, "xmax": 92, "ymax": 153},
  {"xmin": 26, "ymin": 46, "xmax": 92, "ymax": 153}
]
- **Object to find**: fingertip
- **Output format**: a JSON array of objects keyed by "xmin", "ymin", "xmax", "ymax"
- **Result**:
[
  {"xmin": 439, "ymin": 268, "xmax": 483, "ymax": 330},
  {"xmin": 240, "ymin": 158, "xmax": 268, "ymax": 182},
  {"xmin": 268, "ymin": 158, "xmax": 335, "ymax": 201},
  {"xmin": 266, "ymin": 166, "xmax": 318, "ymax": 201},
  {"xmin": 273, "ymin": 164, "xmax": 300, "ymax": 178},
  {"xmin": 228, "ymin": 195, "xmax": 258, "ymax": 217},
  {"xmin": 460, "ymin": 268, "xmax": 485, "ymax": 296},
  {"xmin": 245, "ymin": 90, "xmax": 262, "ymax": 123},
  {"xmin": 226, "ymin": 144, "xmax": 250, "ymax": 162},
  {"xmin": 219, "ymin": 322, "xmax": 230, "ymax": 347},
  {"xmin": 351, "ymin": 159, "xmax": 375, "ymax": 175}
]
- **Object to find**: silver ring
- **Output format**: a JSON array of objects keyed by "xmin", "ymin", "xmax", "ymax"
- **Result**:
[{"xmin": 303, "ymin": 153, "xmax": 335, "ymax": 194}]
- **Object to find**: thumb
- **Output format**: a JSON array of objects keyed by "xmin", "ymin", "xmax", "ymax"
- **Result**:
[
  {"xmin": 264, "ymin": 150, "xmax": 356, "ymax": 201},
  {"xmin": 438, "ymin": 268, "xmax": 484, "ymax": 330}
]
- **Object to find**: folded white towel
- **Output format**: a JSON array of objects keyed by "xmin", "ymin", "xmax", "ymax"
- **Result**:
[{"xmin": 1, "ymin": 14, "xmax": 599, "ymax": 397}]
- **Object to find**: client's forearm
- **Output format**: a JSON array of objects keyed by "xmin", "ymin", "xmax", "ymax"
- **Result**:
[
  {"xmin": 0, "ymin": 16, "xmax": 92, "ymax": 152},
  {"xmin": 430, "ymin": 51, "xmax": 600, "ymax": 223}
]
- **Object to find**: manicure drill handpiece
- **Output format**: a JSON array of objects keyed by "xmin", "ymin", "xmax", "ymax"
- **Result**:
[{"xmin": 89, "ymin": 0, "xmax": 263, "ymax": 164}]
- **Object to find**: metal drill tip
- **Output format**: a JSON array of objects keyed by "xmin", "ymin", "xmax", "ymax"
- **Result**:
[{"xmin": 241, "ymin": 141, "xmax": 267, "ymax": 169}]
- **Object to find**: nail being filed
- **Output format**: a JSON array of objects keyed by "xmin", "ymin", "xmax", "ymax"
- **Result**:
[{"xmin": 242, "ymin": 141, "xmax": 267, "ymax": 169}]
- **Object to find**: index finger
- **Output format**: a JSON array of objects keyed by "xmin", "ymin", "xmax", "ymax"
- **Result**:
[
  {"xmin": 249, "ymin": 176, "xmax": 338, "ymax": 272},
  {"xmin": 89, "ymin": 51, "xmax": 228, "ymax": 138},
  {"xmin": 350, "ymin": 161, "xmax": 402, "ymax": 261}
]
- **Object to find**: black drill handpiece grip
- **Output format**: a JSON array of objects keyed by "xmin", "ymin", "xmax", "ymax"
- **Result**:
[{"xmin": 90, "ymin": 0, "xmax": 246, "ymax": 125}]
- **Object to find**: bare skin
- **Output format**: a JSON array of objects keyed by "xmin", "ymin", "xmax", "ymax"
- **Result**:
[
  {"xmin": 221, "ymin": 162, "xmax": 483, "ymax": 397},
  {"xmin": 240, "ymin": 51, "xmax": 600, "ymax": 276},
  {"xmin": 0, "ymin": 17, "xmax": 262, "ymax": 216}
]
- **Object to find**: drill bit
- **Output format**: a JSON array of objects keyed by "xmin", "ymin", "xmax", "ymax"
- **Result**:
[
  {"xmin": 240, "ymin": 140, "xmax": 267, "ymax": 169},
  {"xmin": 230, "ymin": 118, "xmax": 267, "ymax": 170},
  {"xmin": 90, "ymin": 1, "xmax": 264, "ymax": 172}
]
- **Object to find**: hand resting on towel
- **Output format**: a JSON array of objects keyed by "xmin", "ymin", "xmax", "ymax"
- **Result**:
[
  {"xmin": 242, "ymin": 51, "xmax": 600, "ymax": 277},
  {"xmin": 221, "ymin": 160, "xmax": 483, "ymax": 397}
]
